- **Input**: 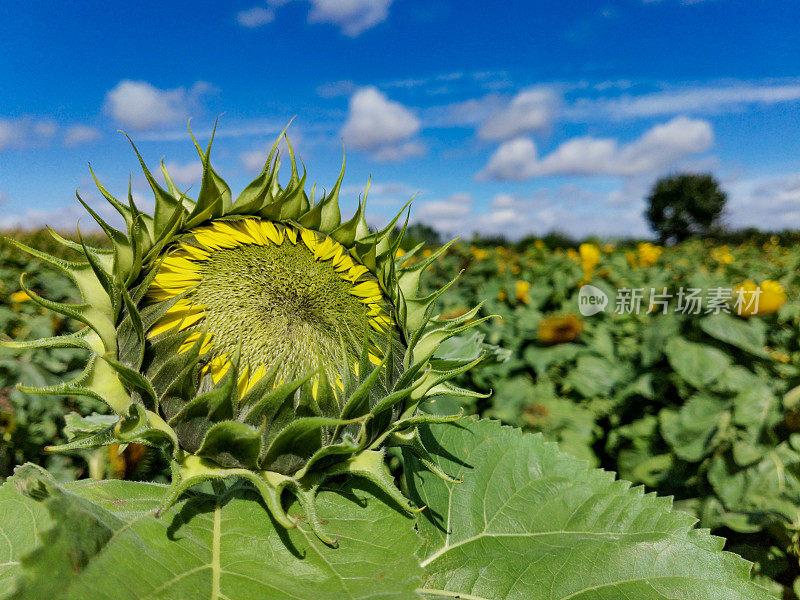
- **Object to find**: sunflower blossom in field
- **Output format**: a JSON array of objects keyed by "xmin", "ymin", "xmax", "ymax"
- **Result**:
[
  {"xmin": 637, "ymin": 242, "xmax": 663, "ymax": 267},
  {"xmin": 2, "ymin": 129, "xmax": 487, "ymax": 544},
  {"xmin": 579, "ymin": 243, "xmax": 600, "ymax": 282},
  {"xmin": 710, "ymin": 245, "xmax": 734, "ymax": 264},
  {"xmin": 537, "ymin": 314, "xmax": 582, "ymax": 345},
  {"xmin": 734, "ymin": 279, "xmax": 787, "ymax": 316}
]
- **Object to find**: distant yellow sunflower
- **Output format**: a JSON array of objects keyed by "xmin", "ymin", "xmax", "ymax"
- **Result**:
[
  {"xmin": 734, "ymin": 279, "xmax": 787, "ymax": 316},
  {"xmin": 538, "ymin": 314, "xmax": 582, "ymax": 345}
]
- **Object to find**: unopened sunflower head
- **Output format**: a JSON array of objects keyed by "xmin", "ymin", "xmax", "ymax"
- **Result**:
[{"xmin": 2, "ymin": 125, "xmax": 487, "ymax": 544}]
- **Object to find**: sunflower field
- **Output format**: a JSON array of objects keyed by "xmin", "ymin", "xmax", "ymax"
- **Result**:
[
  {"xmin": 419, "ymin": 237, "xmax": 800, "ymax": 595},
  {"xmin": 0, "ymin": 146, "xmax": 797, "ymax": 598}
]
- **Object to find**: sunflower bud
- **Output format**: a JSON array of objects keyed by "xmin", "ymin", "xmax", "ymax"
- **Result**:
[{"xmin": 3, "ymin": 126, "xmax": 487, "ymax": 544}]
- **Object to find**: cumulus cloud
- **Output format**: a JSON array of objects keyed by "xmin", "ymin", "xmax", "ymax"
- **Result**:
[
  {"xmin": 478, "ymin": 116, "xmax": 713, "ymax": 180},
  {"xmin": 240, "ymin": 133, "xmax": 304, "ymax": 173},
  {"xmin": 372, "ymin": 141, "xmax": 426, "ymax": 162},
  {"xmin": 306, "ymin": 0, "xmax": 392, "ymax": 36},
  {"xmin": 341, "ymin": 181, "xmax": 416, "ymax": 198},
  {"xmin": 241, "ymin": 0, "xmax": 391, "ymax": 36},
  {"xmin": 103, "ymin": 80, "xmax": 214, "ymax": 131},
  {"xmin": 0, "ymin": 117, "xmax": 58, "ymax": 151},
  {"xmin": 64, "ymin": 125, "xmax": 101, "ymax": 147},
  {"xmin": 412, "ymin": 188, "xmax": 651, "ymax": 239},
  {"xmin": 237, "ymin": 6, "xmax": 275, "ymax": 27},
  {"xmin": 240, "ymin": 148, "xmax": 271, "ymax": 172},
  {"xmin": 414, "ymin": 193, "xmax": 473, "ymax": 233},
  {"xmin": 342, "ymin": 87, "xmax": 424, "ymax": 161},
  {"xmin": 568, "ymin": 81, "xmax": 800, "ymax": 121},
  {"xmin": 726, "ymin": 172, "xmax": 800, "ymax": 229},
  {"xmin": 422, "ymin": 94, "xmax": 507, "ymax": 128},
  {"xmin": 477, "ymin": 87, "xmax": 561, "ymax": 141},
  {"xmin": 162, "ymin": 161, "xmax": 204, "ymax": 186}
]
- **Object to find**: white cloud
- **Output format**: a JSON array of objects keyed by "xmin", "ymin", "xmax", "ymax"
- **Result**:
[
  {"xmin": 342, "ymin": 181, "xmax": 416, "ymax": 197},
  {"xmin": 0, "ymin": 117, "xmax": 58, "ymax": 151},
  {"xmin": 316, "ymin": 79, "xmax": 357, "ymax": 98},
  {"xmin": 342, "ymin": 87, "xmax": 423, "ymax": 161},
  {"xmin": 372, "ymin": 140, "xmax": 426, "ymax": 162},
  {"xmin": 162, "ymin": 161, "xmax": 204, "ymax": 186},
  {"xmin": 568, "ymin": 81, "xmax": 800, "ymax": 120},
  {"xmin": 240, "ymin": 148, "xmax": 271, "ymax": 172},
  {"xmin": 240, "ymin": 133, "xmax": 303, "ymax": 172},
  {"xmin": 478, "ymin": 87, "xmax": 561, "ymax": 141},
  {"xmin": 64, "ymin": 125, "xmax": 102, "ymax": 147},
  {"xmin": 423, "ymin": 94, "xmax": 506, "ymax": 128},
  {"xmin": 237, "ymin": 6, "xmax": 275, "ymax": 27},
  {"xmin": 478, "ymin": 116, "xmax": 713, "ymax": 180},
  {"xmin": 34, "ymin": 121, "xmax": 57, "ymax": 138},
  {"xmin": 0, "ymin": 120, "xmax": 25, "ymax": 150},
  {"xmin": 0, "ymin": 192, "xmax": 122, "ymax": 231},
  {"xmin": 477, "ymin": 138, "xmax": 539, "ymax": 181},
  {"xmin": 412, "ymin": 188, "xmax": 651, "ymax": 239},
  {"xmin": 726, "ymin": 172, "xmax": 800, "ymax": 229},
  {"xmin": 306, "ymin": 0, "xmax": 392, "ymax": 36},
  {"xmin": 103, "ymin": 80, "xmax": 214, "ymax": 131},
  {"xmin": 414, "ymin": 193, "xmax": 473, "ymax": 233},
  {"xmin": 136, "ymin": 119, "xmax": 284, "ymax": 142},
  {"xmin": 250, "ymin": 0, "xmax": 391, "ymax": 36}
]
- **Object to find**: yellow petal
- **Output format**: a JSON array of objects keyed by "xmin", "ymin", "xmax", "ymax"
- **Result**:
[
  {"xmin": 342, "ymin": 264, "xmax": 369, "ymax": 282},
  {"xmin": 350, "ymin": 280, "xmax": 381, "ymax": 298},
  {"xmin": 284, "ymin": 226, "xmax": 298, "ymax": 245},
  {"xmin": 300, "ymin": 228, "xmax": 318, "ymax": 252},
  {"xmin": 180, "ymin": 331, "xmax": 215, "ymax": 355},
  {"xmin": 242, "ymin": 218, "xmax": 269, "ymax": 245},
  {"xmin": 148, "ymin": 306, "xmax": 205, "ymax": 337}
]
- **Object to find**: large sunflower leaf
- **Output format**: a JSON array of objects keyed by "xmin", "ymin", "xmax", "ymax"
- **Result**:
[
  {"xmin": 406, "ymin": 417, "xmax": 771, "ymax": 600},
  {"xmin": 3, "ymin": 464, "xmax": 422, "ymax": 600},
  {"xmin": 0, "ymin": 478, "xmax": 51, "ymax": 599}
]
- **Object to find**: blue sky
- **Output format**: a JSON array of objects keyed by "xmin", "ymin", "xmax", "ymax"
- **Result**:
[{"xmin": 1, "ymin": 0, "xmax": 799, "ymax": 238}]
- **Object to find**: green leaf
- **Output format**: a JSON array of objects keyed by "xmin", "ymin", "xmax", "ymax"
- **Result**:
[
  {"xmin": 732, "ymin": 384, "xmax": 780, "ymax": 466},
  {"xmin": 708, "ymin": 443, "xmax": 800, "ymax": 532},
  {"xmin": 523, "ymin": 343, "xmax": 580, "ymax": 374},
  {"xmin": 0, "ymin": 478, "xmax": 51, "ymax": 599},
  {"xmin": 660, "ymin": 393, "xmax": 731, "ymax": 462},
  {"xmin": 407, "ymin": 417, "xmax": 770, "ymax": 600},
  {"xmin": 5, "ymin": 464, "xmax": 422, "ymax": 600},
  {"xmin": 563, "ymin": 354, "xmax": 627, "ymax": 397},
  {"xmin": 699, "ymin": 314, "xmax": 768, "ymax": 358},
  {"xmin": 640, "ymin": 313, "xmax": 681, "ymax": 367},
  {"xmin": 665, "ymin": 337, "xmax": 731, "ymax": 389}
]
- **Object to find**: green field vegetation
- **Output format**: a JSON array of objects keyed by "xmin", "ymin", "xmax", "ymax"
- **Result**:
[{"xmin": 2, "ymin": 229, "xmax": 800, "ymax": 595}]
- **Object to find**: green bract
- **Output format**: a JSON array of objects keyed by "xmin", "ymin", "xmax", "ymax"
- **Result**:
[{"xmin": 2, "ymin": 126, "xmax": 487, "ymax": 544}]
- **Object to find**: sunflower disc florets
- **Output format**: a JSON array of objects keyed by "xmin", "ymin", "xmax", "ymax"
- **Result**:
[{"xmin": 2, "ymin": 125, "xmax": 487, "ymax": 544}]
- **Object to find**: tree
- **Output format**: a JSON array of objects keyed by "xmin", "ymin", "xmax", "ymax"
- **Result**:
[
  {"xmin": 394, "ymin": 222, "xmax": 442, "ymax": 249},
  {"xmin": 646, "ymin": 173, "xmax": 727, "ymax": 244}
]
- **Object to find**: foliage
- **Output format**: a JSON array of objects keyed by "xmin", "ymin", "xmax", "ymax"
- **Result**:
[
  {"xmin": 424, "ymin": 236, "xmax": 800, "ymax": 595},
  {"xmin": 0, "ymin": 221, "xmax": 793, "ymax": 595},
  {"xmin": 646, "ymin": 173, "xmax": 728, "ymax": 244},
  {"xmin": 0, "ymin": 418, "xmax": 772, "ymax": 599},
  {"xmin": 0, "ymin": 232, "xmax": 125, "ymax": 482}
]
